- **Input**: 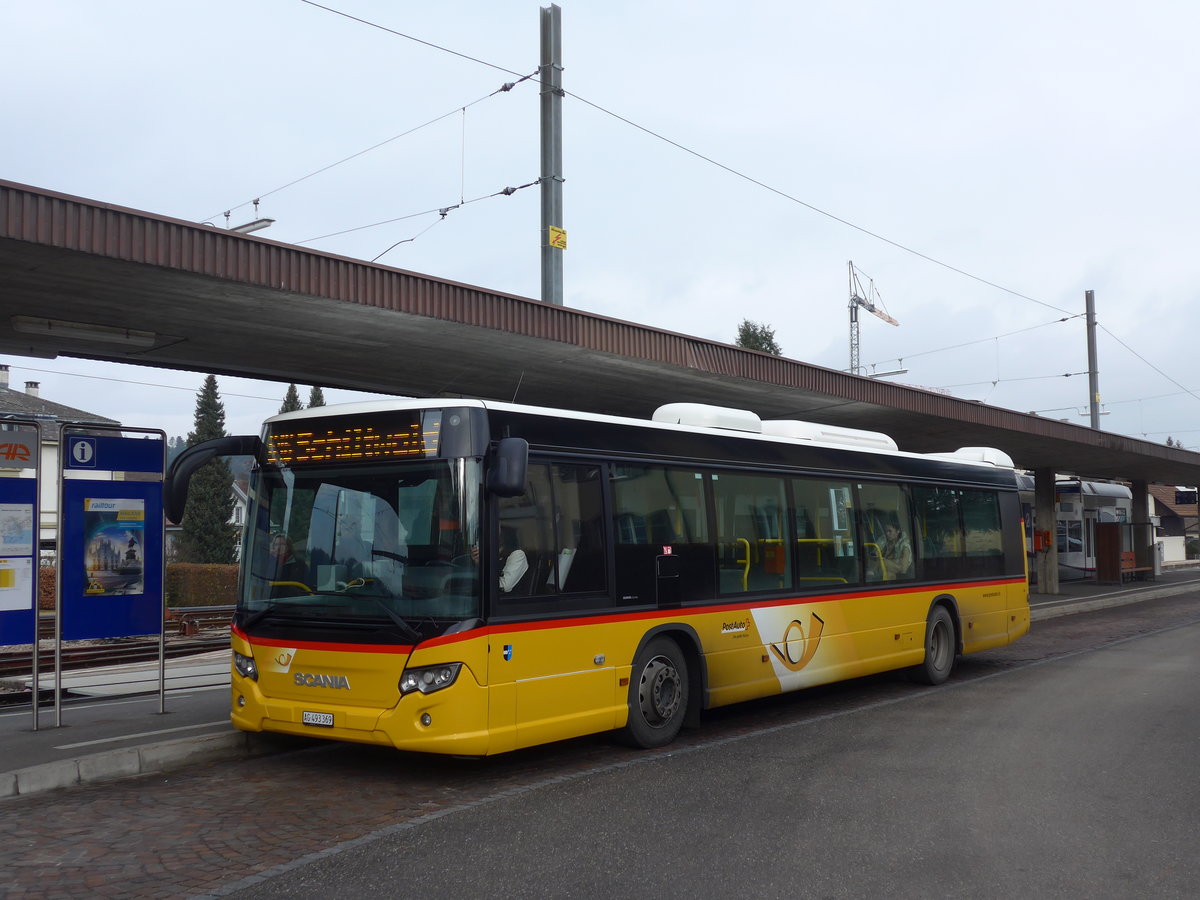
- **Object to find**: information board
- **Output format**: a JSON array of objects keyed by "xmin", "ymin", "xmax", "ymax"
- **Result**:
[
  {"xmin": 59, "ymin": 432, "xmax": 165, "ymax": 641},
  {"xmin": 0, "ymin": 477, "xmax": 38, "ymax": 646}
]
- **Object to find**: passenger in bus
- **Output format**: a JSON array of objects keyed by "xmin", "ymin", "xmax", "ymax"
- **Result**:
[
  {"xmin": 270, "ymin": 534, "xmax": 308, "ymax": 587},
  {"xmin": 498, "ymin": 527, "xmax": 530, "ymax": 592},
  {"xmin": 471, "ymin": 527, "xmax": 530, "ymax": 593},
  {"xmin": 881, "ymin": 520, "xmax": 913, "ymax": 579}
]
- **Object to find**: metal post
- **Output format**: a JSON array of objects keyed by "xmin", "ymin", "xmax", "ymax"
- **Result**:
[
  {"xmin": 1085, "ymin": 289, "xmax": 1100, "ymax": 429},
  {"xmin": 54, "ymin": 424, "xmax": 64, "ymax": 727},
  {"xmin": 31, "ymin": 421, "xmax": 41, "ymax": 731},
  {"xmin": 540, "ymin": 4, "xmax": 564, "ymax": 305}
]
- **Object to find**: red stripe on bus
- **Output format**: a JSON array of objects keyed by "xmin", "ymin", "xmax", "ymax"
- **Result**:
[{"xmin": 234, "ymin": 575, "xmax": 1023, "ymax": 652}]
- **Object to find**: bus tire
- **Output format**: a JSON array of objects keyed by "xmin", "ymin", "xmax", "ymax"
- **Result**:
[
  {"xmin": 619, "ymin": 637, "xmax": 689, "ymax": 749},
  {"xmin": 912, "ymin": 605, "xmax": 956, "ymax": 685}
]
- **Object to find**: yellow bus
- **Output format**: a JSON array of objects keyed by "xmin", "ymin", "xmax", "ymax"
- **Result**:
[{"xmin": 165, "ymin": 399, "xmax": 1029, "ymax": 755}]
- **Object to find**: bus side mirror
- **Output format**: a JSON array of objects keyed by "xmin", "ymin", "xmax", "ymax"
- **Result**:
[
  {"xmin": 164, "ymin": 435, "xmax": 262, "ymax": 523},
  {"xmin": 487, "ymin": 437, "xmax": 528, "ymax": 497}
]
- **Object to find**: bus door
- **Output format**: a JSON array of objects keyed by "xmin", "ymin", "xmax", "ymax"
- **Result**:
[{"xmin": 488, "ymin": 461, "xmax": 621, "ymax": 750}]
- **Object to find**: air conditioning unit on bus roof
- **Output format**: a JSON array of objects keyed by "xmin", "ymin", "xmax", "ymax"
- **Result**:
[
  {"xmin": 651, "ymin": 403, "xmax": 898, "ymax": 451},
  {"xmin": 760, "ymin": 419, "xmax": 898, "ymax": 451},
  {"xmin": 653, "ymin": 403, "xmax": 764, "ymax": 433},
  {"xmin": 923, "ymin": 446, "xmax": 1015, "ymax": 468}
]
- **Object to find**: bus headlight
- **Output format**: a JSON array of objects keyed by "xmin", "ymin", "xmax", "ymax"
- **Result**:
[
  {"xmin": 233, "ymin": 651, "xmax": 259, "ymax": 681},
  {"xmin": 399, "ymin": 663, "xmax": 462, "ymax": 696}
]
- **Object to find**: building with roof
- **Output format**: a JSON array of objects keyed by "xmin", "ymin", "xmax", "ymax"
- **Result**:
[{"xmin": 1148, "ymin": 484, "xmax": 1199, "ymax": 558}]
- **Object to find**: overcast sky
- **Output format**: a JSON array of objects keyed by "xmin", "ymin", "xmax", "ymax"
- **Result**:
[{"xmin": 5, "ymin": 0, "xmax": 1200, "ymax": 449}]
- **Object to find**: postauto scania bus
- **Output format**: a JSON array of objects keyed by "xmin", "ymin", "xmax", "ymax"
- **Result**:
[{"xmin": 165, "ymin": 398, "xmax": 1030, "ymax": 755}]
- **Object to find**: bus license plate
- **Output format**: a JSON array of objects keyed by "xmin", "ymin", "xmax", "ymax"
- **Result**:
[{"xmin": 302, "ymin": 711, "xmax": 334, "ymax": 727}]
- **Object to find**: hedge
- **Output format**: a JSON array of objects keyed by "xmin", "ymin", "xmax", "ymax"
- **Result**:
[
  {"xmin": 38, "ymin": 565, "xmax": 55, "ymax": 610},
  {"xmin": 36, "ymin": 563, "xmax": 239, "ymax": 610},
  {"xmin": 164, "ymin": 564, "xmax": 239, "ymax": 607}
]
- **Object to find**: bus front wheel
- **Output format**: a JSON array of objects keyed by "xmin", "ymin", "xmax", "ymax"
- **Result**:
[
  {"xmin": 912, "ymin": 605, "xmax": 956, "ymax": 685},
  {"xmin": 619, "ymin": 637, "xmax": 688, "ymax": 749}
]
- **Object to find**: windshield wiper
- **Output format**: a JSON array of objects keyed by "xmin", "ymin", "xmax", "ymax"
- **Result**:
[
  {"xmin": 240, "ymin": 602, "xmax": 282, "ymax": 629},
  {"xmin": 364, "ymin": 595, "xmax": 421, "ymax": 642}
]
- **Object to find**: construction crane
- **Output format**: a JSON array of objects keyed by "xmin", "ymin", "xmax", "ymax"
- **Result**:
[{"xmin": 848, "ymin": 261, "xmax": 899, "ymax": 376}]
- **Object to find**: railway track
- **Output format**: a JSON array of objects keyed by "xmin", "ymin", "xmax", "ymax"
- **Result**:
[{"xmin": 0, "ymin": 633, "xmax": 228, "ymax": 680}]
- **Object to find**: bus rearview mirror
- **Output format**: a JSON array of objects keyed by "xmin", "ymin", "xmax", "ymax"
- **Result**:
[{"xmin": 487, "ymin": 437, "xmax": 528, "ymax": 497}]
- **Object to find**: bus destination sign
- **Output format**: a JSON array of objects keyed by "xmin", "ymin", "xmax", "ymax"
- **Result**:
[{"xmin": 266, "ymin": 418, "xmax": 440, "ymax": 466}]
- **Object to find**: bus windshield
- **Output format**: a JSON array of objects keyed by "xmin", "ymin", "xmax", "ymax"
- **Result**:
[{"xmin": 240, "ymin": 458, "xmax": 482, "ymax": 640}]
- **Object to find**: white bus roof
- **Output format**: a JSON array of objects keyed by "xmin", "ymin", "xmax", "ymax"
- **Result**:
[{"xmin": 264, "ymin": 397, "xmax": 1013, "ymax": 471}]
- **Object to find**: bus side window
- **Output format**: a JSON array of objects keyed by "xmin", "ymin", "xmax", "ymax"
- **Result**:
[
  {"xmin": 550, "ymin": 463, "xmax": 606, "ymax": 595},
  {"xmin": 711, "ymin": 471, "xmax": 790, "ymax": 595},
  {"xmin": 792, "ymin": 477, "xmax": 859, "ymax": 586},
  {"xmin": 857, "ymin": 482, "xmax": 915, "ymax": 582},
  {"xmin": 612, "ymin": 465, "xmax": 713, "ymax": 606},
  {"xmin": 494, "ymin": 462, "xmax": 609, "ymax": 614},
  {"xmin": 961, "ymin": 489, "xmax": 1004, "ymax": 576},
  {"xmin": 913, "ymin": 486, "xmax": 963, "ymax": 580}
]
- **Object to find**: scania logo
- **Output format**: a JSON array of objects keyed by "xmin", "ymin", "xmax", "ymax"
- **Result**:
[{"xmin": 294, "ymin": 672, "xmax": 351, "ymax": 690}]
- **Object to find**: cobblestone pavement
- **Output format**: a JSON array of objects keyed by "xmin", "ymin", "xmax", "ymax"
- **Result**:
[{"xmin": 2, "ymin": 594, "xmax": 1198, "ymax": 899}]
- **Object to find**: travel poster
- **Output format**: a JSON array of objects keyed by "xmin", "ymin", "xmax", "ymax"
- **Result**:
[{"xmin": 83, "ymin": 497, "xmax": 145, "ymax": 597}]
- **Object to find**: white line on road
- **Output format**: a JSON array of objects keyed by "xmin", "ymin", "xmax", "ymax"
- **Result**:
[{"xmin": 55, "ymin": 720, "xmax": 231, "ymax": 750}]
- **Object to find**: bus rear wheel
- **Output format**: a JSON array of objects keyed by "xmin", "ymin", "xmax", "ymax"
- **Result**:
[
  {"xmin": 619, "ymin": 637, "xmax": 688, "ymax": 749},
  {"xmin": 912, "ymin": 605, "xmax": 956, "ymax": 685}
]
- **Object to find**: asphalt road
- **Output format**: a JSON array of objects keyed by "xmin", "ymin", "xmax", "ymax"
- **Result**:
[
  {"xmin": 223, "ymin": 614, "xmax": 1200, "ymax": 899},
  {"xmin": 2, "ymin": 594, "xmax": 1198, "ymax": 899}
]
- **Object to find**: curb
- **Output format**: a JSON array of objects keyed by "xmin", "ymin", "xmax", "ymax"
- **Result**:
[
  {"xmin": 1031, "ymin": 580, "xmax": 1200, "ymax": 621},
  {"xmin": 0, "ymin": 730, "xmax": 298, "ymax": 801}
]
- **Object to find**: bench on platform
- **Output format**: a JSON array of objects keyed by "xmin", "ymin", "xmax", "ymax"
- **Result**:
[{"xmin": 1120, "ymin": 551, "xmax": 1154, "ymax": 582}]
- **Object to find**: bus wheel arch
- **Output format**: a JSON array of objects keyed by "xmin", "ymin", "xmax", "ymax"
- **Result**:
[
  {"xmin": 911, "ymin": 597, "xmax": 959, "ymax": 686},
  {"xmin": 619, "ymin": 627, "xmax": 704, "ymax": 747}
]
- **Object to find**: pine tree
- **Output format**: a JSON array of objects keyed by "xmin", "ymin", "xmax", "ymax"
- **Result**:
[
  {"xmin": 177, "ymin": 375, "xmax": 237, "ymax": 564},
  {"xmin": 166, "ymin": 435, "xmax": 188, "ymax": 468},
  {"xmin": 735, "ymin": 319, "xmax": 782, "ymax": 356},
  {"xmin": 280, "ymin": 383, "xmax": 303, "ymax": 413},
  {"xmin": 308, "ymin": 385, "xmax": 326, "ymax": 408}
]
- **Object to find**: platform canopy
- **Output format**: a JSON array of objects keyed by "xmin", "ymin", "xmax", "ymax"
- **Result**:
[{"xmin": 2, "ymin": 178, "xmax": 1198, "ymax": 485}]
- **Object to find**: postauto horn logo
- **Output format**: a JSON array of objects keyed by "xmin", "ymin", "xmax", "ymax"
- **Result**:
[{"xmin": 769, "ymin": 613, "xmax": 825, "ymax": 672}]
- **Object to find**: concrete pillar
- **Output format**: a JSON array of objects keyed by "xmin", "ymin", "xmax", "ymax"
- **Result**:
[
  {"xmin": 1131, "ymin": 479, "xmax": 1151, "ymax": 568},
  {"xmin": 1034, "ymin": 468, "xmax": 1059, "ymax": 594}
]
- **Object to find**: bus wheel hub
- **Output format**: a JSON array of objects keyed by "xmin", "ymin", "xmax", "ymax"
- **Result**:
[{"xmin": 639, "ymin": 656, "xmax": 680, "ymax": 725}]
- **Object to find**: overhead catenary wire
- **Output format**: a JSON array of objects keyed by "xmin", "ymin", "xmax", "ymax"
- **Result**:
[
  {"xmin": 562, "ymin": 90, "xmax": 1076, "ymax": 317},
  {"xmin": 298, "ymin": 0, "xmax": 530, "ymax": 79},
  {"xmin": 298, "ymin": 179, "xmax": 539, "ymax": 246},
  {"xmin": 1099, "ymin": 324, "xmax": 1200, "ymax": 406},
  {"xmin": 296, "ymin": 1, "xmax": 1073, "ymax": 318},
  {"xmin": 373, "ymin": 217, "xmax": 447, "ymax": 262},
  {"xmin": 10, "ymin": 365, "xmax": 288, "ymax": 403},
  {"xmin": 201, "ymin": 71, "xmax": 536, "ymax": 224},
  {"xmin": 862, "ymin": 315, "xmax": 1083, "ymax": 370},
  {"xmin": 937, "ymin": 371, "xmax": 1090, "ymax": 390},
  {"xmin": 370, "ymin": 180, "xmax": 540, "ymax": 259}
]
